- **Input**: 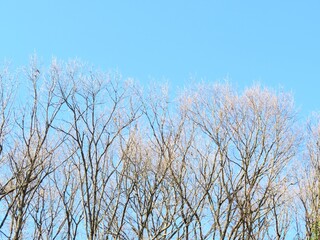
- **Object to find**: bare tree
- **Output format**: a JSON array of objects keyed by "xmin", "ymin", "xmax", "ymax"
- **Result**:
[
  {"xmin": 0, "ymin": 58, "xmax": 65, "ymax": 240},
  {"xmin": 123, "ymin": 85, "xmax": 193, "ymax": 239},
  {"xmin": 185, "ymin": 84, "xmax": 298, "ymax": 239},
  {"xmin": 55, "ymin": 63, "xmax": 141, "ymax": 240},
  {"xmin": 294, "ymin": 115, "xmax": 320, "ymax": 240},
  {"xmin": 0, "ymin": 64, "xmax": 17, "ymax": 239}
]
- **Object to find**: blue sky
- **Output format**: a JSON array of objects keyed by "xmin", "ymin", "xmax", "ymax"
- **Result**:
[{"xmin": 1, "ymin": 1, "xmax": 320, "ymax": 117}]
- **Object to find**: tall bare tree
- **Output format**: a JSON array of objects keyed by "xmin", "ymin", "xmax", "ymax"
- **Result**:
[
  {"xmin": 0, "ymin": 58, "xmax": 65, "ymax": 239},
  {"xmin": 294, "ymin": 115, "xmax": 320, "ymax": 240},
  {"xmin": 55, "ymin": 62, "xmax": 141, "ymax": 240},
  {"xmin": 185, "ymin": 84, "xmax": 298, "ymax": 239},
  {"xmin": 0, "ymin": 64, "xmax": 17, "ymax": 239}
]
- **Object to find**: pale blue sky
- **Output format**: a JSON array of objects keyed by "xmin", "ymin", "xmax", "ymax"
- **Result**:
[{"xmin": 1, "ymin": 1, "xmax": 320, "ymax": 116}]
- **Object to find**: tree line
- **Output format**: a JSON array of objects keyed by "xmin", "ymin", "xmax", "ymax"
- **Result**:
[{"xmin": 0, "ymin": 58, "xmax": 318, "ymax": 239}]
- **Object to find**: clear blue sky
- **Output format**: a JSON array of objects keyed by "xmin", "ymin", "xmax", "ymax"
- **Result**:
[{"xmin": 1, "ymin": 1, "xmax": 320, "ymax": 117}]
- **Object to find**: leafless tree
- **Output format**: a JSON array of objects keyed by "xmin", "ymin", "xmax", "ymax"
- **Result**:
[
  {"xmin": 125, "ymin": 85, "xmax": 194, "ymax": 239},
  {"xmin": 0, "ymin": 64, "xmax": 17, "ymax": 239},
  {"xmin": 294, "ymin": 115, "xmax": 320, "ymax": 240},
  {"xmin": 0, "ymin": 58, "xmax": 65, "ymax": 240},
  {"xmin": 185, "ymin": 84, "xmax": 299, "ymax": 240},
  {"xmin": 55, "ymin": 62, "xmax": 141, "ymax": 240}
]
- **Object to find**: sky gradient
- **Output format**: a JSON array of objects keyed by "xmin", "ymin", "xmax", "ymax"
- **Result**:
[{"xmin": 1, "ymin": 1, "xmax": 320, "ymax": 117}]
